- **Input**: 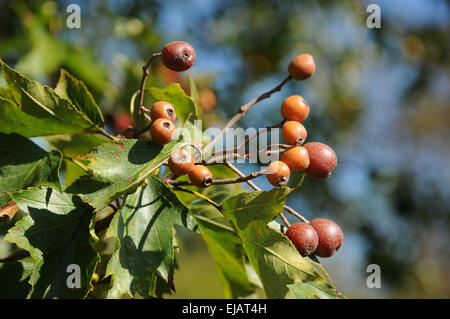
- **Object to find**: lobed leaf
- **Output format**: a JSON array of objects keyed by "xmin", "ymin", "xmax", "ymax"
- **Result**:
[
  {"xmin": 105, "ymin": 177, "xmax": 195, "ymax": 298},
  {"xmin": 66, "ymin": 139, "xmax": 180, "ymax": 209},
  {"xmin": 0, "ymin": 59, "xmax": 102, "ymax": 137},
  {"xmin": 4, "ymin": 187, "xmax": 99, "ymax": 298},
  {"xmin": 0, "ymin": 133, "xmax": 62, "ymax": 192},
  {"xmin": 146, "ymin": 83, "xmax": 198, "ymax": 123},
  {"xmin": 55, "ymin": 69, "xmax": 104, "ymax": 127}
]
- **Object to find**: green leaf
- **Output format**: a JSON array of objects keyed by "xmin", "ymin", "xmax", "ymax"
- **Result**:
[
  {"xmin": 105, "ymin": 177, "xmax": 195, "ymax": 298},
  {"xmin": 66, "ymin": 139, "xmax": 181, "ymax": 209},
  {"xmin": 222, "ymin": 188, "xmax": 338, "ymax": 299},
  {"xmin": 287, "ymin": 282, "xmax": 346, "ymax": 299},
  {"xmin": 45, "ymin": 134, "xmax": 108, "ymax": 158},
  {"xmin": 0, "ymin": 261, "xmax": 33, "ymax": 298},
  {"xmin": 189, "ymin": 200, "xmax": 255, "ymax": 298},
  {"xmin": 0, "ymin": 133, "xmax": 62, "ymax": 192},
  {"xmin": 55, "ymin": 69, "xmax": 104, "ymax": 127},
  {"xmin": 188, "ymin": 77, "xmax": 199, "ymax": 105},
  {"xmin": 0, "ymin": 59, "xmax": 100, "ymax": 137},
  {"xmin": 45, "ymin": 134, "xmax": 108, "ymax": 187},
  {"xmin": 146, "ymin": 83, "xmax": 198, "ymax": 123},
  {"xmin": 4, "ymin": 188, "xmax": 99, "ymax": 298}
]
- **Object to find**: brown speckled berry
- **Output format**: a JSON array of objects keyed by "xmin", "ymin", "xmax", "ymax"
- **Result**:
[
  {"xmin": 310, "ymin": 218, "xmax": 343, "ymax": 258},
  {"xmin": 161, "ymin": 41, "xmax": 196, "ymax": 72},
  {"xmin": 304, "ymin": 142, "xmax": 337, "ymax": 179},
  {"xmin": 286, "ymin": 222, "xmax": 318, "ymax": 257}
]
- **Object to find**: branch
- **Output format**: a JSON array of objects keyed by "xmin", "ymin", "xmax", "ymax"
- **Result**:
[
  {"xmin": 0, "ymin": 201, "xmax": 19, "ymax": 222},
  {"xmin": 166, "ymin": 169, "xmax": 267, "ymax": 187},
  {"xmin": 203, "ymin": 75, "xmax": 292, "ymax": 154}
]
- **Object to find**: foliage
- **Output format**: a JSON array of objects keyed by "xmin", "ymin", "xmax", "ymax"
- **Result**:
[{"xmin": 0, "ymin": 61, "xmax": 341, "ymax": 299}]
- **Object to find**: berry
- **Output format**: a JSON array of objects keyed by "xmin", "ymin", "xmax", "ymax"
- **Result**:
[
  {"xmin": 168, "ymin": 149, "xmax": 195, "ymax": 176},
  {"xmin": 285, "ymin": 222, "xmax": 319, "ymax": 257},
  {"xmin": 266, "ymin": 161, "xmax": 290, "ymax": 187},
  {"xmin": 288, "ymin": 53, "xmax": 316, "ymax": 80},
  {"xmin": 280, "ymin": 95, "xmax": 310, "ymax": 122},
  {"xmin": 310, "ymin": 218, "xmax": 343, "ymax": 258},
  {"xmin": 199, "ymin": 88, "xmax": 217, "ymax": 112},
  {"xmin": 188, "ymin": 165, "xmax": 213, "ymax": 188},
  {"xmin": 161, "ymin": 41, "xmax": 196, "ymax": 72},
  {"xmin": 282, "ymin": 121, "xmax": 307, "ymax": 146},
  {"xmin": 150, "ymin": 118, "xmax": 175, "ymax": 145},
  {"xmin": 150, "ymin": 101, "xmax": 176, "ymax": 122},
  {"xmin": 113, "ymin": 112, "xmax": 133, "ymax": 132},
  {"xmin": 304, "ymin": 142, "xmax": 337, "ymax": 179},
  {"xmin": 280, "ymin": 146, "xmax": 310, "ymax": 171}
]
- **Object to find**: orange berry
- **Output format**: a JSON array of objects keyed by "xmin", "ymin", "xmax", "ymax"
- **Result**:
[
  {"xmin": 280, "ymin": 95, "xmax": 310, "ymax": 122},
  {"xmin": 266, "ymin": 161, "xmax": 291, "ymax": 187},
  {"xmin": 150, "ymin": 118, "xmax": 175, "ymax": 145},
  {"xmin": 150, "ymin": 101, "xmax": 176, "ymax": 122},
  {"xmin": 199, "ymin": 88, "xmax": 217, "ymax": 112},
  {"xmin": 280, "ymin": 146, "xmax": 310, "ymax": 171},
  {"xmin": 282, "ymin": 121, "xmax": 307, "ymax": 146},
  {"xmin": 288, "ymin": 53, "xmax": 316, "ymax": 80},
  {"xmin": 168, "ymin": 149, "xmax": 195, "ymax": 176},
  {"xmin": 188, "ymin": 165, "xmax": 213, "ymax": 188}
]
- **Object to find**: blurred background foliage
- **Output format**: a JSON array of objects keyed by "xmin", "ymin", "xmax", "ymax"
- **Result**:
[{"xmin": 0, "ymin": 0, "xmax": 449, "ymax": 298}]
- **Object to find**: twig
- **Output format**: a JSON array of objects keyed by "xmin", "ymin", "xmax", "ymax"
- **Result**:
[
  {"xmin": 166, "ymin": 169, "xmax": 267, "ymax": 187},
  {"xmin": 207, "ymin": 120, "xmax": 285, "ymax": 160},
  {"xmin": 135, "ymin": 52, "xmax": 162, "ymax": 132},
  {"xmin": 226, "ymin": 162, "xmax": 306, "ymax": 226},
  {"xmin": 203, "ymin": 75, "xmax": 292, "ymax": 154}
]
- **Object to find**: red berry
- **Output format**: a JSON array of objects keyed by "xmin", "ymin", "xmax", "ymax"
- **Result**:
[
  {"xmin": 310, "ymin": 218, "xmax": 343, "ymax": 258},
  {"xmin": 285, "ymin": 222, "xmax": 318, "ymax": 257},
  {"xmin": 113, "ymin": 112, "xmax": 133, "ymax": 132},
  {"xmin": 304, "ymin": 142, "xmax": 337, "ymax": 179},
  {"xmin": 288, "ymin": 53, "xmax": 316, "ymax": 80},
  {"xmin": 161, "ymin": 41, "xmax": 196, "ymax": 72}
]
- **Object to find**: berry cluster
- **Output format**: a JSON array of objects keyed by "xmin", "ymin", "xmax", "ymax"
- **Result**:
[{"xmin": 138, "ymin": 41, "xmax": 343, "ymax": 259}]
